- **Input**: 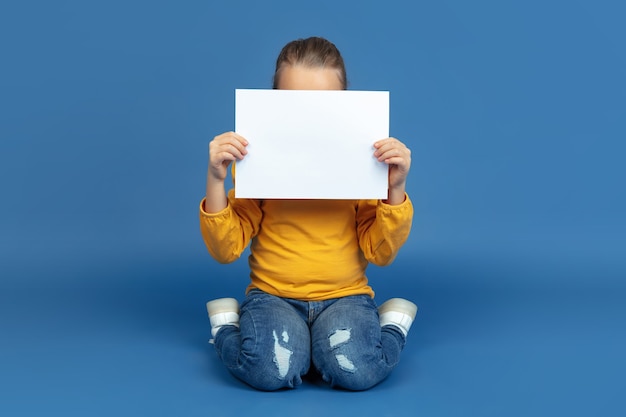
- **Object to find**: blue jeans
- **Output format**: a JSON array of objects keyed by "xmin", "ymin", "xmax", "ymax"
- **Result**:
[{"xmin": 213, "ymin": 289, "xmax": 406, "ymax": 391}]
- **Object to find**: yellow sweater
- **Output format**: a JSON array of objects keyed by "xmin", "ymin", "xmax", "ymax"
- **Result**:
[{"xmin": 199, "ymin": 190, "xmax": 413, "ymax": 301}]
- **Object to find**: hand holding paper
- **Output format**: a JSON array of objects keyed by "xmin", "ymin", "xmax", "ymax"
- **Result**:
[
  {"xmin": 208, "ymin": 131, "xmax": 248, "ymax": 181},
  {"xmin": 373, "ymin": 137, "xmax": 412, "ymax": 205}
]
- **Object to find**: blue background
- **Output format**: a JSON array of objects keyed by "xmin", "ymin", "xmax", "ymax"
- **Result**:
[{"xmin": 1, "ymin": 0, "xmax": 625, "ymax": 416}]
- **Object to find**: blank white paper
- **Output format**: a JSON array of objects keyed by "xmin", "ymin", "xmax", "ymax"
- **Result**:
[{"xmin": 234, "ymin": 89, "xmax": 389, "ymax": 199}]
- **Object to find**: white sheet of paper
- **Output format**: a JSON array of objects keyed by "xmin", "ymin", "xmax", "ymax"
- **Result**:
[{"xmin": 234, "ymin": 89, "xmax": 389, "ymax": 199}]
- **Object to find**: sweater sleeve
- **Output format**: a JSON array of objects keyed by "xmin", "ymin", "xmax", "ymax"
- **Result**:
[
  {"xmin": 356, "ymin": 194, "xmax": 413, "ymax": 266},
  {"xmin": 199, "ymin": 189, "xmax": 263, "ymax": 263}
]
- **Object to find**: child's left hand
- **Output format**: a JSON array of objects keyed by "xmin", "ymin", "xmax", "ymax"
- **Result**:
[{"xmin": 373, "ymin": 137, "xmax": 412, "ymax": 190}]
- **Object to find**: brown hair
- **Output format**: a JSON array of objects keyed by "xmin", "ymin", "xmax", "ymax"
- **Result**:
[{"xmin": 272, "ymin": 37, "xmax": 348, "ymax": 89}]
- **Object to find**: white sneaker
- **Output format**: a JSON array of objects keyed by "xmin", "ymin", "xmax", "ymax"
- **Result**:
[
  {"xmin": 206, "ymin": 298, "xmax": 240, "ymax": 342},
  {"xmin": 378, "ymin": 298, "xmax": 417, "ymax": 337}
]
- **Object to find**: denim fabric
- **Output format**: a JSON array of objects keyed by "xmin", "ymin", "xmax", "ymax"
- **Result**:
[{"xmin": 213, "ymin": 289, "xmax": 406, "ymax": 391}]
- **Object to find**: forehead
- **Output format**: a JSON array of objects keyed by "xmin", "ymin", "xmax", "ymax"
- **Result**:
[{"xmin": 277, "ymin": 65, "xmax": 343, "ymax": 90}]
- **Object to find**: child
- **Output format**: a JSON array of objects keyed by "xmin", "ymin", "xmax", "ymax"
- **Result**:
[{"xmin": 200, "ymin": 36, "xmax": 416, "ymax": 391}]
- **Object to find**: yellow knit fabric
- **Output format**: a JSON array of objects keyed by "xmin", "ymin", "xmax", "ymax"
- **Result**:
[{"xmin": 199, "ymin": 190, "xmax": 412, "ymax": 301}]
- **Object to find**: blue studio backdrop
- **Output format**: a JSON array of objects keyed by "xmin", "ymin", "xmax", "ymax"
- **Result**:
[{"xmin": 1, "ymin": 1, "xmax": 625, "ymax": 416}]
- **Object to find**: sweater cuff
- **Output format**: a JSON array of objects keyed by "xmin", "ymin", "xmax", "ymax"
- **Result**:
[
  {"xmin": 199, "ymin": 198, "xmax": 231, "ymax": 218},
  {"xmin": 378, "ymin": 193, "xmax": 412, "ymax": 211}
]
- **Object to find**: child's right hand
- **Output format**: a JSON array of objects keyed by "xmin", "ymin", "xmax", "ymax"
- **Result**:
[{"xmin": 208, "ymin": 132, "xmax": 249, "ymax": 181}]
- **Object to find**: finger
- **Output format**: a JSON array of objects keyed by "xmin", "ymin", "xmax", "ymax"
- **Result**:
[
  {"xmin": 381, "ymin": 156, "xmax": 410, "ymax": 169},
  {"xmin": 215, "ymin": 143, "xmax": 247, "ymax": 160},
  {"xmin": 373, "ymin": 137, "xmax": 403, "ymax": 148},
  {"xmin": 373, "ymin": 137, "xmax": 392, "ymax": 147},
  {"xmin": 212, "ymin": 135, "xmax": 248, "ymax": 157},
  {"xmin": 375, "ymin": 146, "xmax": 409, "ymax": 162},
  {"xmin": 225, "ymin": 143, "xmax": 247, "ymax": 160},
  {"xmin": 227, "ymin": 134, "xmax": 249, "ymax": 155},
  {"xmin": 214, "ymin": 132, "xmax": 249, "ymax": 150},
  {"xmin": 374, "ymin": 140, "xmax": 408, "ymax": 157},
  {"xmin": 215, "ymin": 151, "xmax": 238, "ymax": 163},
  {"xmin": 230, "ymin": 132, "xmax": 249, "ymax": 146},
  {"xmin": 221, "ymin": 131, "xmax": 249, "ymax": 148}
]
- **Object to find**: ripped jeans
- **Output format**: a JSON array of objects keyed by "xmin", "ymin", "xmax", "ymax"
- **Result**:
[{"xmin": 213, "ymin": 289, "xmax": 406, "ymax": 391}]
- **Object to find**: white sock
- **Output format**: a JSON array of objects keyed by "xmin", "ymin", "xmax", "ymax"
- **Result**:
[
  {"xmin": 210, "ymin": 311, "xmax": 240, "ymax": 338},
  {"xmin": 379, "ymin": 311, "xmax": 413, "ymax": 337}
]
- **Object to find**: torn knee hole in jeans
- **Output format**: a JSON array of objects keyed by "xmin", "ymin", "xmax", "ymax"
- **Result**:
[
  {"xmin": 328, "ymin": 328, "xmax": 351, "ymax": 348},
  {"xmin": 328, "ymin": 328, "xmax": 356, "ymax": 373},
  {"xmin": 272, "ymin": 330, "xmax": 293, "ymax": 379}
]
